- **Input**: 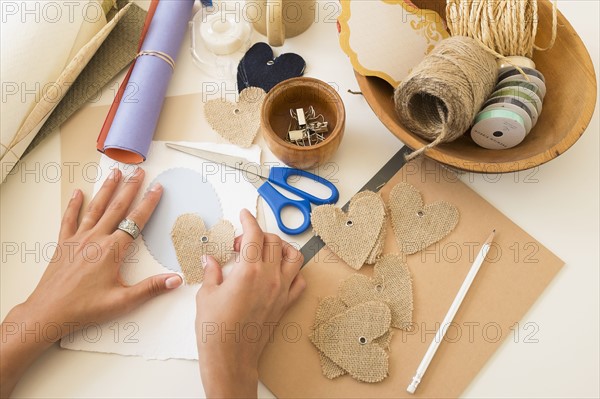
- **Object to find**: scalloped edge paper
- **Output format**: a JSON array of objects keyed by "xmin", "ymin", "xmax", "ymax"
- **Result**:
[
  {"xmin": 338, "ymin": 0, "xmax": 448, "ymax": 87},
  {"xmin": 143, "ymin": 167, "xmax": 224, "ymax": 273}
]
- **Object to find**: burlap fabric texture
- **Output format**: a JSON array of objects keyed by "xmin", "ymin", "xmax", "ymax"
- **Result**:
[
  {"xmin": 389, "ymin": 182, "xmax": 459, "ymax": 254},
  {"xmin": 309, "ymin": 301, "xmax": 391, "ymax": 383},
  {"xmin": 339, "ymin": 254, "xmax": 413, "ymax": 329},
  {"xmin": 204, "ymin": 87, "xmax": 266, "ymax": 147},
  {"xmin": 311, "ymin": 191, "xmax": 386, "ymax": 269},
  {"xmin": 312, "ymin": 296, "xmax": 393, "ymax": 380},
  {"xmin": 171, "ymin": 214, "xmax": 235, "ymax": 284}
]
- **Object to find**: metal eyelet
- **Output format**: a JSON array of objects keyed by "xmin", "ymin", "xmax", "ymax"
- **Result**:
[
  {"xmin": 346, "ymin": 220, "xmax": 353, "ymax": 227},
  {"xmin": 358, "ymin": 336, "xmax": 367, "ymax": 345},
  {"xmin": 201, "ymin": 236, "xmax": 209, "ymax": 243}
]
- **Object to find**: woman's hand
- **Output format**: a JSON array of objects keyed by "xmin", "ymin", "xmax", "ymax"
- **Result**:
[
  {"xmin": 1, "ymin": 168, "xmax": 182, "ymax": 398},
  {"xmin": 196, "ymin": 209, "xmax": 306, "ymax": 398}
]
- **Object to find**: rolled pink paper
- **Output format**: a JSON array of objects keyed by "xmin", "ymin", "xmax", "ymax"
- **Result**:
[{"xmin": 100, "ymin": 0, "xmax": 194, "ymax": 164}]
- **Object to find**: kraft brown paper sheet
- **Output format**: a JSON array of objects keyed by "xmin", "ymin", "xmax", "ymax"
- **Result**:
[{"xmin": 258, "ymin": 158, "xmax": 564, "ymax": 398}]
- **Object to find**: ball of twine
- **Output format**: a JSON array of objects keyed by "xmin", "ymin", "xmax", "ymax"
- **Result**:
[
  {"xmin": 395, "ymin": 0, "xmax": 557, "ymax": 160},
  {"xmin": 395, "ymin": 36, "xmax": 497, "ymax": 160}
]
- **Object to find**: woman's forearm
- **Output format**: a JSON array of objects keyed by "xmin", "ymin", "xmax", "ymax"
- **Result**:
[
  {"xmin": 199, "ymin": 361, "xmax": 259, "ymax": 399},
  {"xmin": 1, "ymin": 303, "xmax": 54, "ymax": 398}
]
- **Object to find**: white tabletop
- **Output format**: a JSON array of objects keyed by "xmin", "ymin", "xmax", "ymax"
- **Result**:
[{"xmin": 1, "ymin": 1, "xmax": 598, "ymax": 397}]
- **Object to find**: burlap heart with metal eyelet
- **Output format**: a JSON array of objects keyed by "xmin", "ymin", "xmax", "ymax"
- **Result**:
[
  {"xmin": 312, "ymin": 296, "xmax": 393, "ymax": 379},
  {"xmin": 339, "ymin": 254, "xmax": 413, "ymax": 329},
  {"xmin": 311, "ymin": 191, "xmax": 386, "ymax": 269},
  {"xmin": 389, "ymin": 182, "xmax": 459, "ymax": 254},
  {"xmin": 309, "ymin": 301, "xmax": 391, "ymax": 383},
  {"xmin": 204, "ymin": 87, "xmax": 266, "ymax": 147},
  {"xmin": 171, "ymin": 214, "xmax": 235, "ymax": 284}
]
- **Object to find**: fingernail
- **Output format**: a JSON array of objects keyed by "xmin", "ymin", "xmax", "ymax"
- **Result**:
[
  {"xmin": 150, "ymin": 182, "xmax": 162, "ymax": 192},
  {"xmin": 165, "ymin": 275, "xmax": 183, "ymax": 289},
  {"xmin": 71, "ymin": 189, "xmax": 80, "ymax": 199},
  {"xmin": 201, "ymin": 255, "xmax": 208, "ymax": 267}
]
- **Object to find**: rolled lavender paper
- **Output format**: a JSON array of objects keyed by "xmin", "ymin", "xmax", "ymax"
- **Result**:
[{"xmin": 102, "ymin": 0, "xmax": 194, "ymax": 163}]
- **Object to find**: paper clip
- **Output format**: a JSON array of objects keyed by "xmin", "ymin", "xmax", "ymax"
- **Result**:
[{"xmin": 287, "ymin": 106, "xmax": 329, "ymax": 147}]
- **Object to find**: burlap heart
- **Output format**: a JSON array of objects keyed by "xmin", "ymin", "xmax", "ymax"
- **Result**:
[
  {"xmin": 389, "ymin": 182, "xmax": 459, "ymax": 254},
  {"xmin": 313, "ymin": 296, "xmax": 393, "ymax": 379},
  {"xmin": 339, "ymin": 254, "xmax": 413, "ymax": 329},
  {"xmin": 311, "ymin": 191, "xmax": 386, "ymax": 269},
  {"xmin": 204, "ymin": 87, "xmax": 266, "ymax": 147},
  {"xmin": 309, "ymin": 301, "xmax": 391, "ymax": 383},
  {"xmin": 313, "ymin": 297, "xmax": 348, "ymax": 379},
  {"xmin": 171, "ymin": 214, "xmax": 235, "ymax": 284},
  {"xmin": 351, "ymin": 191, "xmax": 387, "ymax": 264}
]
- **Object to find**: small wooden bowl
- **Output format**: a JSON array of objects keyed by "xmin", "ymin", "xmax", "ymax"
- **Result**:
[
  {"xmin": 356, "ymin": 0, "xmax": 597, "ymax": 173},
  {"xmin": 261, "ymin": 77, "xmax": 345, "ymax": 169}
]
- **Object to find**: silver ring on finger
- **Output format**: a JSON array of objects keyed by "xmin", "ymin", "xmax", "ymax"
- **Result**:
[{"xmin": 117, "ymin": 218, "xmax": 140, "ymax": 240}]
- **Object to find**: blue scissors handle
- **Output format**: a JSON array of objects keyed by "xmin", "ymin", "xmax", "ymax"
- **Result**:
[
  {"xmin": 268, "ymin": 167, "xmax": 339, "ymax": 205},
  {"xmin": 257, "ymin": 182, "xmax": 312, "ymax": 235}
]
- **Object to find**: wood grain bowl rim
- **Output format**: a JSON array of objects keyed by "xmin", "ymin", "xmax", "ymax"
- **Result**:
[{"xmin": 261, "ymin": 77, "xmax": 346, "ymax": 153}]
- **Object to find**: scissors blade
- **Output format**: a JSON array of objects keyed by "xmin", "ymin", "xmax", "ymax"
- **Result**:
[{"xmin": 165, "ymin": 143, "xmax": 269, "ymax": 180}]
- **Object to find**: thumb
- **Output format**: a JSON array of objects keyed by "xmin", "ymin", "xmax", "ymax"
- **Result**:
[
  {"xmin": 202, "ymin": 255, "xmax": 223, "ymax": 287},
  {"xmin": 127, "ymin": 273, "xmax": 183, "ymax": 307}
]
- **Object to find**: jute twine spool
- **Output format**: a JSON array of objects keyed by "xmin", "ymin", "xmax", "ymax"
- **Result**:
[
  {"xmin": 395, "ymin": 0, "xmax": 557, "ymax": 160},
  {"xmin": 395, "ymin": 36, "xmax": 497, "ymax": 159}
]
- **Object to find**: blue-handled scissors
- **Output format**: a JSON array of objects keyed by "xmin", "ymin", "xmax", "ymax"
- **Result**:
[{"xmin": 165, "ymin": 143, "xmax": 339, "ymax": 235}]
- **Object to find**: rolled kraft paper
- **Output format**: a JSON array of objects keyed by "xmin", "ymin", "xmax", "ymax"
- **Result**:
[{"xmin": 102, "ymin": 0, "xmax": 194, "ymax": 164}]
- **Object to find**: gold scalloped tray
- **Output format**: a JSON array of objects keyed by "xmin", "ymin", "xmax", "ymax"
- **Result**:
[{"xmin": 356, "ymin": 0, "xmax": 597, "ymax": 173}]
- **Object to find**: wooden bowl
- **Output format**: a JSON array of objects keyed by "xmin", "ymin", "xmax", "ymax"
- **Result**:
[
  {"xmin": 356, "ymin": 0, "xmax": 597, "ymax": 173},
  {"xmin": 261, "ymin": 77, "xmax": 345, "ymax": 169}
]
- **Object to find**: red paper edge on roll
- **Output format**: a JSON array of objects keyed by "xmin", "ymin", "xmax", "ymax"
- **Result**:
[{"xmin": 95, "ymin": 0, "xmax": 160, "ymax": 160}]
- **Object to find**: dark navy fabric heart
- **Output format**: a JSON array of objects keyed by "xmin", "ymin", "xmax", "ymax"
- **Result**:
[{"xmin": 237, "ymin": 42, "xmax": 306, "ymax": 93}]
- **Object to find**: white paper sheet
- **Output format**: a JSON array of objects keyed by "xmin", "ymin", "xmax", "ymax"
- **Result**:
[{"xmin": 60, "ymin": 141, "xmax": 260, "ymax": 359}]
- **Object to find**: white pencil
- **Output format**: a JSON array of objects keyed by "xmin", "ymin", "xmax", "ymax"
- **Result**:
[{"xmin": 407, "ymin": 229, "xmax": 496, "ymax": 394}]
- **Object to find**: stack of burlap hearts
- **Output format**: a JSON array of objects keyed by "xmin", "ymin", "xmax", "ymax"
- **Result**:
[
  {"xmin": 309, "ymin": 255, "xmax": 413, "ymax": 383},
  {"xmin": 311, "ymin": 191, "xmax": 387, "ymax": 269},
  {"xmin": 308, "ymin": 183, "xmax": 459, "ymax": 382}
]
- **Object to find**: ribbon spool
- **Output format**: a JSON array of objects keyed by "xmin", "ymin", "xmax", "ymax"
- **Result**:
[
  {"xmin": 472, "ymin": 64, "xmax": 546, "ymax": 149},
  {"xmin": 200, "ymin": 12, "xmax": 251, "ymax": 56},
  {"xmin": 471, "ymin": 109, "xmax": 528, "ymax": 149},
  {"xmin": 190, "ymin": 4, "xmax": 252, "ymax": 79}
]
